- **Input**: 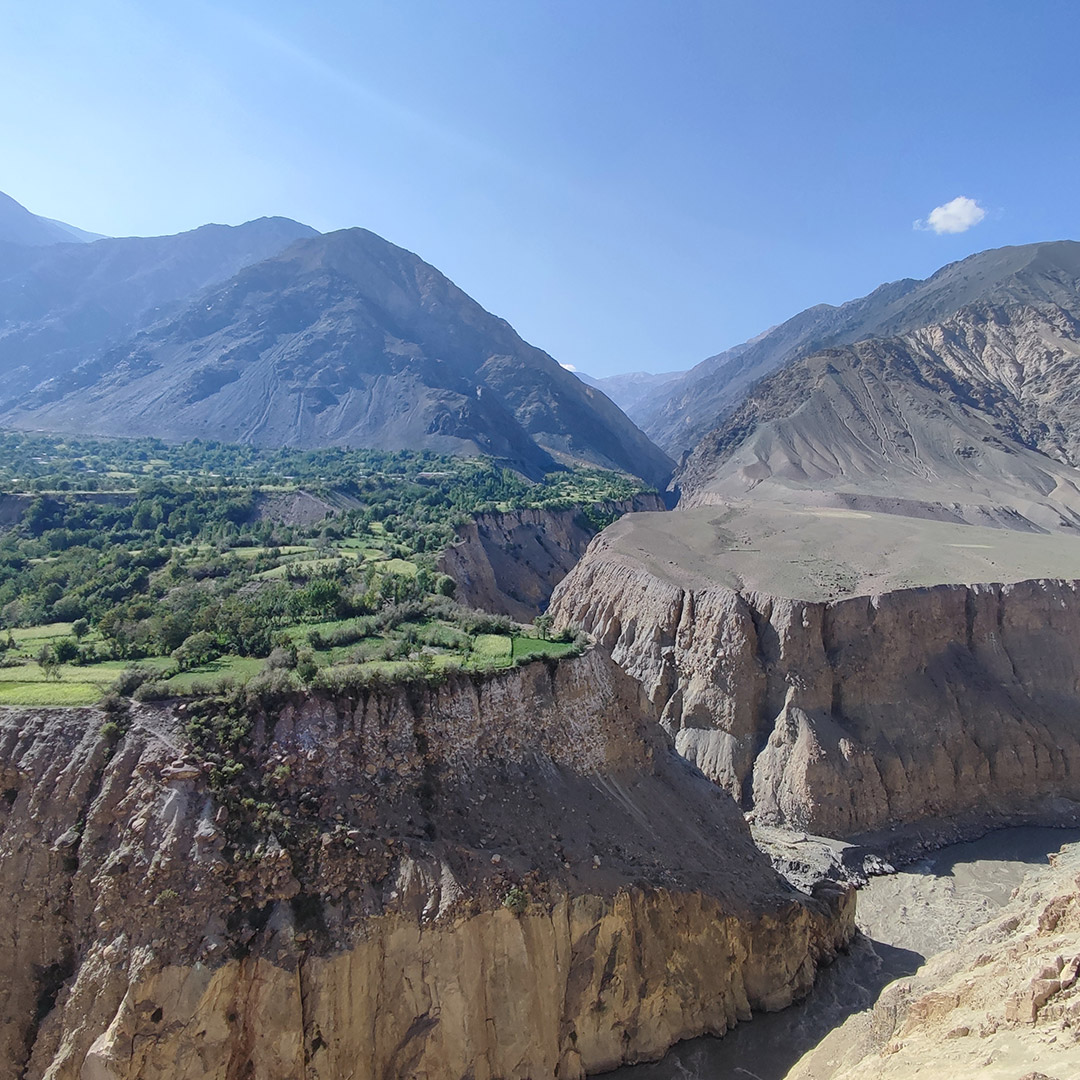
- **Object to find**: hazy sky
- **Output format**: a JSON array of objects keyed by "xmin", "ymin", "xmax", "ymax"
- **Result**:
[{"xmin": 3, "ymin": 0, "xmax": 1078, "ymax": 376}]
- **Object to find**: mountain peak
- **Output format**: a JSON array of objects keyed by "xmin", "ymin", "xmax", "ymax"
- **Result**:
[
  {"xmin": 637, "ymin": 238, "xmax": 1080, "ymax": 454},
  {"xmin": 0, "ymin": 217, "xmax": 671, "ymax": 485},
  {"xmin": 0, "ymin": 189, "xmax": 105, "ymax": 247}
]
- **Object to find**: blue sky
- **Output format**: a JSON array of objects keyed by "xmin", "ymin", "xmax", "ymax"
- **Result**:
[{"xmin": 3, "ymin": 0, "xmax": 1078, "ymax": 376}]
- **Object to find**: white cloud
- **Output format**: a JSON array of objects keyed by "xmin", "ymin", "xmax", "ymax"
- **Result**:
[
  {"xmin": 915, "ymin": 196, "xmax": 987, "ymax": 235},
  {"xmin": 560, "ymin": 362, "xmax": 578, "ymax": 372}
]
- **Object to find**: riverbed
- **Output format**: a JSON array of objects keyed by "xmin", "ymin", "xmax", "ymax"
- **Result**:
[{"xmin": 608, "ymin": 826, "xmax": 1080, "ymax": 1080}]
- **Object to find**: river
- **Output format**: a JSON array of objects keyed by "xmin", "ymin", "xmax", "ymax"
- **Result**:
[{"xmin": 607, "ymin": 826, "xmax": 1080, "ymax": 1080}]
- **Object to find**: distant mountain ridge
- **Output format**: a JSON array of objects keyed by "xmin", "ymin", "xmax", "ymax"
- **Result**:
[
  {"xmin": 0, "ymin": 215, "xmax": 320, "ymax": 404},
  {"xmin": 0, "ymin": 190, "xmax": 105, "ymax": 247},
  {"xmin": 574, "ymin": 369, "xmax": 686, "ymax": 416},
  {"xmin": 639, "ymin": 241, "xmax": 1080, "ymax": 455},
  {"xmin": 1, "ymin": 223, "xmax": 672, "ymax": 484},
  {"xmin": 674, "ymin": 245, "xmax": 1080, "ymax": 533}
]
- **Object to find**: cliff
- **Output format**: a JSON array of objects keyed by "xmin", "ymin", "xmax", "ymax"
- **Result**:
[
  {"xmin": 0, "ymin": 651, "xmax": 852, "ymax": 1080},
  {"xmin": 437, "ymin": 494, "xmax": 665, "ymax": 619},
  {"xmin": 549, "ymin": 507, "xmax": 1080, "ymax": 839}
]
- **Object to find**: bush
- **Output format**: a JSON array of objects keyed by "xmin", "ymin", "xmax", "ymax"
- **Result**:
[
  {"xmin": 132, "ymin": 680, "xmax": 171, "ymax": 702},
  {"xmin": 457, "ymin": 610, "xmax": 514, "ymax": 636},
  {"xmin": 295, "ymin": 650, "xmax": 318, "ymax": 683},
  {"xmin": 417, "ymin": 623, "xmax": 470, "ymax": 650},
  {"xmin": 111, "ymin": 665, "xmax": 156, "ymax": 696},
  {"xmin": 243, "ymin": 667, "xmax": 295, "ymax": 708},
  {"xmin": 502, "ymin": 886, "xmax": 528, "ymax": 915},
  {"xmin": 266, "ymin": 645, "xmax": 298, "ymax": 670},
  {"xmin": 99, "ymin": 720, "xmax": 123, "ymax": 743}
]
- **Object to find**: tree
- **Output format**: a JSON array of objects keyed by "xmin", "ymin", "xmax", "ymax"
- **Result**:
[
  {"xmin": 533, "ymin": 613, "xmax": 553, "ymax": 640},
  {"xmin": 36, "ymin": 645, "xmax": 61, "ymax": 681},
  {"xmin": 171, "ymin": 630, "xmax": 218, "ymax": 672},
  {"xmin": 53, "ymin": 638, "xmax": 79, "ymax": 664}
]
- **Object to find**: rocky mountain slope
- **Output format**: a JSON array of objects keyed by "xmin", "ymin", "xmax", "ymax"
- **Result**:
[
  {"xmin": 549, "ymin": 504, "xmax": 1080, "ymax": 839},
  {"xmin": 0, "ymin": 651, "xmax": 852, "ymax": 1080},
  {"xmin": 2, "ymin": 227, "xmax": 673, "ymax": 484},
  {"xmin": 0, "ymin": 215, "xmax": 319, "ymax": 403},
  {"xmin": 0, "ymin": 190, "xmax": 103, "ymax": 247},
  {"xmin": 675, "ymin": 300, "xmax": 1080, "ymax": 527},
  {"xmin": 640, "ymin": 240, "xmax": 1080, "ymax": 456}
]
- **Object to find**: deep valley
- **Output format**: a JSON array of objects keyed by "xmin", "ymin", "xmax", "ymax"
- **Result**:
[{"xmin": 4, "ymin": 189, "xmax": 1080, "ymax": 1078}]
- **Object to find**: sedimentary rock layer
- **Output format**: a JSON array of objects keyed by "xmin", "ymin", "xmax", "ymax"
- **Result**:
[
  {"xmin": 437, "ymin": 494, "xmax": 665, "ymax": 619},
  {"xmin": 0, "ymin": 651, "xmax": 852, "ymax": 1080},
  {"xmin": 551, "ymin": 536, "xmax": 1080, "ymax": 838}
]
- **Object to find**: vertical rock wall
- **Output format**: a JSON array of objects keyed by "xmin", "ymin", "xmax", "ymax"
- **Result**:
[{"xmin": 551, "ymin": 558, "xmax": 1080, "ymax": 838}]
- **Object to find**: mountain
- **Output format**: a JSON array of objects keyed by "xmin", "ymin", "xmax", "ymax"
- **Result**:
[
  {"xmin": 574, "ymin": 369, "xmax": 686, "ymax": 416},
  {"xmin": 0, "ymin": 189, "xmax": 105, "ymax": 246},
  {"xmin": 3, "ymin": 227, "xmax": 673, "ymax": 484},
  {"xmin": 0, "ymin": 216, "xmax": 320, "ymax": 404},
  {"xmin": 641, "ymin": 241, "xmax": 1080, "ymax": 455},
  {"xmin": 674, "ymin": 273, "xmax": 1080, "ymax": 532}
]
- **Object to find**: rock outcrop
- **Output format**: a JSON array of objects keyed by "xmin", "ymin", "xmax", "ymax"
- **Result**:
[
  {"xmin": 437, "ymin": 494, "xmax": 665, "ymax": 619},
  {"xmin": 550, "ymin": 512, "xmax": 1080, "ymax": 839},
  {"xmin": 787, "ymin": 843, "xmax": 1080, "ymax": 1080},
  {"xmin": 0, "ymin": 651, "xmax": 852, "ymax": 1080}
]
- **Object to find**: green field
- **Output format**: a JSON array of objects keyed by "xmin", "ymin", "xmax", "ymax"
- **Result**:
[
  {"xmin": 164, "ymin": 656, "xmax": 266, "ymax": 693},
  {"xmin": 0, "ymin": 655, "xmax": 173, "ymax": 705},
  {"xmin": 511, "ymin": 636, "xmax": 576, "ymax": 660},
  {"xmin": 0, "ymin": 433, "xmax": 611, "ymax": 705}
]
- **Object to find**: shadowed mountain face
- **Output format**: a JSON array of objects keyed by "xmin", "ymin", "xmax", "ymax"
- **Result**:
[
  {"xmin": 641, "ymin": 241, "xmax": 1080, "ymax": 456},
  {"xmin": 0, "ymin": 216, "xmax": 319, "ymax": 402},
  {"xmin": 0, "ymin": 190, "xmax": 105, "ymax": 246},
  {"xmin": 3, "ymin": 227, "xmax": 673, "ymax": 483}
]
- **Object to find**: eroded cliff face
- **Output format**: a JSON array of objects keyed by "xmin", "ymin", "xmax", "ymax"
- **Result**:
[
  {"xmin": 437, "ymin": 494, "xmax": 665, "ymax": 620},
  {"xmin": 0, "ymin": 651, "xmax": 852, "ymax": 1080},
  {"xmin": 550, "ymin": 552, "xmax": 1080, "ymax": 839}
]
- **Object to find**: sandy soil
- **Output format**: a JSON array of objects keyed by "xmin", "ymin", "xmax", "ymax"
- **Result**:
[{"xmin": 594, "ymin": 503, "xmax": 1080, "ymax": 602}]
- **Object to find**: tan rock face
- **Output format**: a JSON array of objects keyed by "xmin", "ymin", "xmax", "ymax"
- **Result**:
[
  {"xmin": 437, "ymin": 494, "xmax": 664, "ymax": 620},
  {"xmin": 0, "ymin": 651, "xmax": 852, "ymax": 1080},
  {"xmin": 551, "ymin": 547, "xmax": 1080, "ymax": 838}
]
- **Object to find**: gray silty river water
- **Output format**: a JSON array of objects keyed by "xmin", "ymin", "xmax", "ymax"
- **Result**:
[{"xmin": 606, "ymin": 826, "xmax": 1080, "ymax": 1080}]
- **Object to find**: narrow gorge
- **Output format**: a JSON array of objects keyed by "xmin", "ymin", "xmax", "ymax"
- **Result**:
[{"xmin": 0, "ymin": 651, "xmax": 852, "ymax": 1080}]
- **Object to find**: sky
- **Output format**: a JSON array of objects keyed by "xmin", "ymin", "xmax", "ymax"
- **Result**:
[{"xmin": 2, "ymin": 0, "xmax": 1078, "ymax": 377}]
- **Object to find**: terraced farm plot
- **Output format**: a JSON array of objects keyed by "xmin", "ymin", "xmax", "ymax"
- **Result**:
[
  {"xmin": 0, "ymin": 656, "xmax": 173, "ymax": 705},
  {"xmin": 164, "ymin": 656, "xmax": 266, "ymax": 693}
]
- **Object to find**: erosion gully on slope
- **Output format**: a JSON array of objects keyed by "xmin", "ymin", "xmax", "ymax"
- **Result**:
[{"xmin": 609, "ymin": 826, "xmax": 1080, "ymax": 1080}]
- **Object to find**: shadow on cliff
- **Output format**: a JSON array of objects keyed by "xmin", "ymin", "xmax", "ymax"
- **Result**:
[{"xmin": 607, "ymin": 933, "xmax": 923, "ymax": 1080}]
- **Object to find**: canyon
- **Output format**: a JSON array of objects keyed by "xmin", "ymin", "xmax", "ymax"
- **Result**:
[
  {"xmin": 0, "ymin": 651, "xmax": 852, "ymax": 1080},
  {"xmin": 437, "ymin": 494, "xmax": 665, "ymax": 620},
  {"xmin": 5, "ymin": 201, "xmax": 1080, "ymax": 1078}
]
